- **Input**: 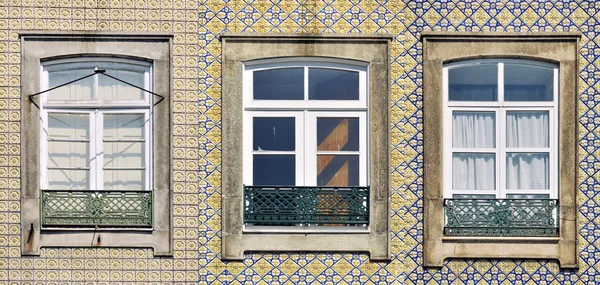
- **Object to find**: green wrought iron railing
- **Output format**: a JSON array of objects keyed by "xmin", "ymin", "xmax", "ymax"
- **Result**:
[
  {"xmin": 444, "ymin": 198, "xmax": 559, "ymax": 237},
  {"xmin": 244, "ymin": 186, "xmax": 369, "ymax": 226},
  {"xmin": 41, "ymin": 190, "xmax": 153, "ymax": 227}
]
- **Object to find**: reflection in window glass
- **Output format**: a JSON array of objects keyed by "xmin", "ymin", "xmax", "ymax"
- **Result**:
[
  {"xmin": 48, "ymin": 69, "xmax": 94, "ymax": 101},
  {"xmin": 317, "ymin": 155, "xmax": 359, "ymax": 186},
  {"xmin": 253, "ymin": 117, "xmax": 295, "ymax": 151},
  {"xmin": 47, "ymin": 113, "xmax": 90, "ymax": 190},
  {"xmin": 505, "ymin": 64, "xmax": 553, "ymax": 101},
  {"xmin": 98, "ymin": 69, "xmax": 145, "ymax": 101},
  {"xmin": 103, "ymin": 114, "xmax": 146, "ymax": 190},
  {"xmin": 309, "ymin": 68, "xmax": 359, "ymax": 100},
  {"xmin": 448, "ymin": 64, "xmax": 497, "ymax": 101},
  {"xmin": 317, "ymin": 117, "xmax": 359, "ymax": 151},
  {"xmin": 253, "ymin": 68, "xmax": 304, "ymax": 100}
]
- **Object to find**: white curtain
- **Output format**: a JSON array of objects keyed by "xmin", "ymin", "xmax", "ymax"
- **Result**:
[
  {"xmin": 506, "ymin": 112, "xmax": 548, "ymax": 148},
  {"xmin": 452, "ymin": 112, "xmax": 495, "ymax": 190},
  {"xmin": 506, "ymin": 112, "xmax": 549, "ymax": 190}
]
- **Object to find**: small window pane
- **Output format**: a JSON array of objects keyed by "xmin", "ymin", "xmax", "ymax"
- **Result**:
[
  {"xmin": 506, "ymin": 153, "xmax": 549, "ymax": 190},
  {"xmin": 48, "ymin": 142, "xmax": 89, "ymax": 168},
  {"xmin": 48, "ymin": 113, "xmax": 89, "ymax": 140},
  {"xmin": 48, "ymin": 69, "xmax": 94, "ymax": 101},
  {"xmin": 253, "ymin": 68, "xmax": 304, "ymax": 100},
  {"xmin": 48, "ymin": 170, "xmax": 88, "ymax": 190},
  {"xmin": 317, "ymin": 155, "xmax": 359, "ymax": 186},
  {"xmin": 452, "ymin": 112, "xmax": 495, "ymax": 148},
  {"xmin": 506, "ymin": 111, "xmax": 549, "ymax": 148},
  {"xmin": 103, "ymin": 142, "xmax": 145, "ymax": 168},
  {"xmin": 103, "ymin": 114, "xmax": 146, "ymax": 140},
  {"xmin": 309, "ymin": 68, "xmax": 359, "ymax": 100},
  {"xmin": 98, "ymin": 69, "xmax": 145, "ymax": 101},
  {"xmin": 104, "ymin": 170, "xmax": 144, "ymax": 190},
  {"xmin": 253, "ymin": 117, "xmax": 295, "ymax": 151},
  {"xmin": 452, "ymin": 153, "xmax": 495, "ymax": 190},
  {"xmin": 317, "ymin": 117, "xmax": 359, "ymax": 151},
  {"xmin": 253, "ymin": 155, "xmax": 295, "ymax": 185},
  {"xmin": 505, "ymin": 63, "xmax": 554, "ymax": 101},
  {"xmin": 448, "ymin": 64, "xmax": 497, "ymax": 101}
]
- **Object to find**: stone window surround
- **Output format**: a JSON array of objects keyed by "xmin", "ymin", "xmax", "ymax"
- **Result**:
[
  {"xmin": 221, "ymin": 33, "xmax": 392, "ymax": 260},
  {"xmin": 20, "ymin": 32, "xmax": 173, "ymax": 256},
  {"xmin": 422, "ymin": 32, "xmax": 580, "ymax": 268}
]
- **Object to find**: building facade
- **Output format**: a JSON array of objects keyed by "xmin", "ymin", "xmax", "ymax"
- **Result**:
[{"xmin": 0, "ymin": 0, "xmax": 598, "ymax": 284}]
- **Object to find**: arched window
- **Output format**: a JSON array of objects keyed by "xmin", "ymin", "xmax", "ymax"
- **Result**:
[
  {"xmin": 242, "ymin": 59, "xmax": 370, "ymax": 229},
  {"xmin": 39, "ymin": 58, "xmax": 154, "ymax": 227}
]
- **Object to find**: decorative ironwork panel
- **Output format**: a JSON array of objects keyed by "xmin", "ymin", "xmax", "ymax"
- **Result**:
[
  {"xmin": 41, "ymin": 190, "xmax": 153, "ymax": 227},
  {"xmin": 244, "ymin": 186, "xmax": 369, "ymax": 225},
  {"xmin": 444, "ymin": 198, "xmax": 559, "ymax": 237}
]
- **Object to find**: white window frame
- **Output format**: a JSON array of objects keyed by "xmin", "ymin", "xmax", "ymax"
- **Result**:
[
  {"xmin": 442, "ymin": 59, "xmax": 559, "ymax": 199},
  {"xmin": 242, "ymin": 59, "xmax": 369, "ymax": 188},
  {"xmin": 39, "ymin": 58, "xmax": 153, "ymax": 192}
]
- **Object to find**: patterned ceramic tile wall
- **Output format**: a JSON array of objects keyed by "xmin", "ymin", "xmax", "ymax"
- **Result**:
[
  {"xmin": 0, "ymin": 0, "xmax": 598, "ymax": 284},
  {"xmin": 0, "ymin": 0, "xmax": 200, "ymax": 283}
]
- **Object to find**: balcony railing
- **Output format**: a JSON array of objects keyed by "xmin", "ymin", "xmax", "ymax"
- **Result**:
[
  {"xmin": 444, "ymin": 198, "xmax": 559, "ymax": 237},
  {"xmin": 244, "ymin": 186, "xmax": 369, "ymax": 226},
  {"xmin": 41, "ymin": 190, "xmax": 153, "ymax": 227}
]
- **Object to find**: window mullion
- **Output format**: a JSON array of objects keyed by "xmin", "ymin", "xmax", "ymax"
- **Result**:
[
  {"xmin": 498, "ymin": 62, "xmax": 504, "ymax": 103},
  {"xmin": 498, "ymin": 108, "xmax": 506, "ymax": 199},
  {"xmin": 498, "ymin": 63, "xmax": 505, "ymax": 199},
  {"xmin": 95, "ymin": 110, "xmax": 104, "ymax": 190},
  {"xmin": 303, "ymin": 111, "xmax": 312, "ymax": 186}
]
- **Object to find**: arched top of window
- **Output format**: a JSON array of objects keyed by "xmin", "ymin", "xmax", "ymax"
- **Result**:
[
  {"xmin": 243, "ymin": 58, "xmax": 368, "ymax": 105},
  {"xmin": 444, "ymin": 59, "xmax": 557, "ymax": 103},
  {"xmin": 41, "ymin": 57, "xmax": 151, "ymax": 105}
]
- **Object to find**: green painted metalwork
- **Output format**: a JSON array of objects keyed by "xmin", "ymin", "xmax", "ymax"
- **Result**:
[
  {"xmin": 244, "ymin": 186, "xmax": 369, "ymax": 225},
  {"xmin": 444, "ymin": 198, "xmax": 559, "ymax": 237},
  {"xmin": 41, "ymin": 190, "xmax": 153, "ymax": 227}
]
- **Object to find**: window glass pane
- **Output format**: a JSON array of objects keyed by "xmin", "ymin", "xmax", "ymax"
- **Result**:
[
  {"xmin": 452, "ymin": 112, "xmax": 495, "ymax": 148},
  {"xmin": 506, "ymin": 111, "xmax": 549, "ymax": 148},
  {"xmin": 104, "ymin": 170, "xmax": 144, "ymax": 190},
  {"xmin": 103, "ymin": 114, "xmax": 145, "ymax": 140},
  {"xmin": 309, "ymin": 68, "xmax": 359, "ymax": 100},
  {"xmin": 452, "ymin": 153, "xmax": 495, "ymax": 190},
  {"xmin": 103, "ymin": 142, "xmax": 145, "ymax": 168},
  {"xmin": 448, "ymin": 64, "xmax": 497, "ymax": 101},
  {"xmin": 506, "ymin": 194, "xmax": 550, "ymax": 199},
  {"xmin": 48, "ymin": 113, "xmax": 89, "ymax": 140},
  {"xmin": 504, "ymin": 63, "xmax": 554, "ymax": 101},
  {"xmin": 48, "ymin": 170, "xmax": 88, "ymax": 190},
  {"xmin": 317, "ymin": 155, "xmax": 359, "ymax": 186},
  {"xmin": 506, "ymin": 153, "xmax": 549, "ymax": 190},
  {"xmin": 253, "ymin": 117, "xmax": 295, "ymax": 151},
  {"xmin": 253, "ymin": 68, "xmax": 304, "ymax": 100},
  {"xmin": 98, "ymin": 69, "xmax": 145, "ymax": 101},
  {"xmin": 317, "ymin": 117, "xmax": 359, "ymax": 151},
  {"xmin": 48, "ymin": 142, "xmax": 89, "ymax": 168},
  {"xmin": 253, "ymin": 155, "xmax": 295, "ymax": 185},
  {"xmin": 48, "ymin": 68, "xmax": 94, "ymax": 101}
]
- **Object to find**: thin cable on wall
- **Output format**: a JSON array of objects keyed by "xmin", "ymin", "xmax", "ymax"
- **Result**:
[{"xmin": 28, "ymin": 69, "xmax": 165, "ymax": 109}]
